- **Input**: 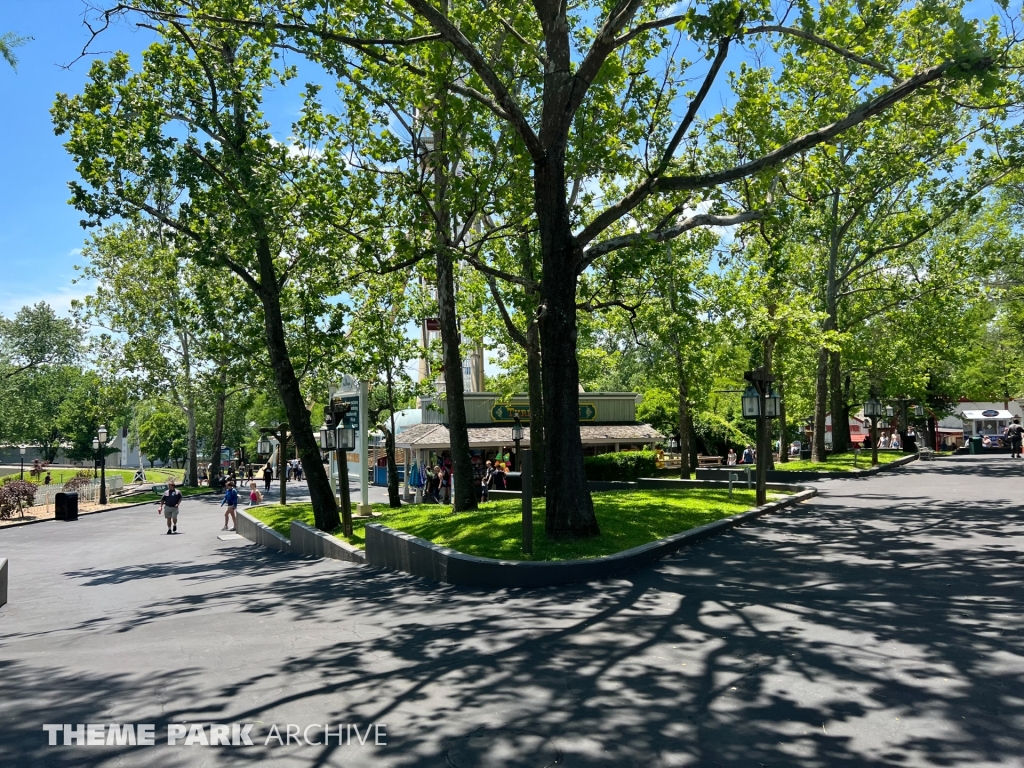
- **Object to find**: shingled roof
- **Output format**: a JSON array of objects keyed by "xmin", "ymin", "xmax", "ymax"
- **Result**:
[{"xmin": 395, "ymin": 423, "xmax": 663, "ymax": 448}]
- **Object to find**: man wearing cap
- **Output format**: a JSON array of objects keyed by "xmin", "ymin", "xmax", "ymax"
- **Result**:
[{"xmin": 158, "ymin": 480, "xmax": 184, "ymax": 534}]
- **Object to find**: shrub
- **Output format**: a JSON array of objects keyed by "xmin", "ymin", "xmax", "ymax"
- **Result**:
[
  {"xmin": 0, "ymin": 479, "xmax": 38, "ymax": 518},
  {"xmin": 584, "ymin": 451, "xmax": 658, "ymax": 482},
  {"xmin": 63, "ymin": 472, "xmax": 94, "ymax": 493}
]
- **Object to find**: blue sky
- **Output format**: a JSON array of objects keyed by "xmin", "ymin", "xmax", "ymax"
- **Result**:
[
  {"xmin": 0, "ymin": 1, "xmax": 152, "ymax": 315},
  {"xmin": 0, "ymin": 1, "xmax": 321, "ymax": 318}
]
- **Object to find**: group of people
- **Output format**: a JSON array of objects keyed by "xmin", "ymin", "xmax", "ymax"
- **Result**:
[
  {"xmin": 418, "ymin": 457, "xmax": 513, "ymax": 504},
  {"xmin": 285, "ymin": 459, "xmax": 304, "ymax": 482},
  {"xmin": 725, "ymin": 446, "xmax": 757, "ymax": 465},
  {"xmin": 422, "ymin": 461, "xmax": 452, "ymax": 504},
  {"xmin": 156, "ymin": 478, "xmax": 265, "ymax": 535}
]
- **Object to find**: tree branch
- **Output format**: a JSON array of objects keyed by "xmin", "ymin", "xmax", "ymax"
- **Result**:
[
  {"xmin": 657, "ymin": 57, "xmax": 992, "ymax": 193},
  {"xmin": 578, "ymin": 210, "xmax": 762, "ymax": 271},
  {"xmin": 742, "ymin": 25, "xmax": 896, "ymax": 77},
  {"xmin": 402, "ymin": 0, "xmax": 542, "ymax": 159}
]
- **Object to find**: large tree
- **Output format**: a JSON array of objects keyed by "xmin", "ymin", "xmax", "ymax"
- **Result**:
[
  {"xmin": 89, "ymin": 0, "xmax": 1016, "ymax": 535},
  {"xmin": 53, "ymin": 19, "xmax": 349, "ymax": 529}
]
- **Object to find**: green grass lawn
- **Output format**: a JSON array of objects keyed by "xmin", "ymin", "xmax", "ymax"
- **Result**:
[
  {"xmin": 112, "ymin": 486, "xmax": 213, "ymax": 504},
  {"xmin": 16, "ymin": 466, "xmax": 187, "ymax": 485},
  {"xmin": 250, "ymin": 488, "xmax": 788, "ymax": 562},
  {"xmin": 774, "ymin": 451, "xmax": 906, "ymax": 472}
]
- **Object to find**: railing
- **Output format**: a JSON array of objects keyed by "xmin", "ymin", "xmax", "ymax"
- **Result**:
[{"xmin": 34, "ymin": 476, "xmax": 124, "ymax": 506}]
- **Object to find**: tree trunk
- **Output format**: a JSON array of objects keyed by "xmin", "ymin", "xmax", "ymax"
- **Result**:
[
  {"xmin": 385, "ymin": 368, "xmax": 401, "ymax": 508},
  {"xmin": 255, "ymin": 238, "xmax": 339, "ymax": 530},
  {"xmin": 536, "ymin": 150, "xmax": 597, "ymax": 539},
  {"xmin": 763, "ymin": 336, "xmax": 777, "ymax": 471},
  {"xmin": 812, "ymin": 346, "xmax": 829, "ymax": 462},
  {"xmin": 208, "ymin": 368, "xmax": 228, "ymax": 484},
  {"xmin": 677, "ymin": 372, "xmax": 691, "ymax": 480},
  {"xmin": 277, "ymin": 428, "xmax": 288, "ymax": 506},
  {"xmin": 185, "ymin": 406, "xmax": 198, "ymax": 488},
  {"xmin": 777, "ymin": 366, "xmax": 788, "ymax": 463},
  {"xmin": 686, "ymin": 411, "xmax": 698, "ymax": 473},
  {"xmin": 525, "ymin": 331, "xmax": 546, "ymax": 496},
  {"xmin": 435, "ymin": 243, "xmax": 477, "ymax": 512},
  {"xmin": 829, "ymin": 350, "xmax": 850, "ymax": 453},
  {"xmin": 430, "ymin": 97, "xmax": 477, "ymax": 512}
]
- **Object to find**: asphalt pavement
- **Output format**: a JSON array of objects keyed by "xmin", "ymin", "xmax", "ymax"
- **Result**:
[{"xmin": 0, "ymin": 455, "xmax": 1021, "ymax": 767}]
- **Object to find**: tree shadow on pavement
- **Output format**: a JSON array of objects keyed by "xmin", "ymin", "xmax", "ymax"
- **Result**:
[{"xmin": 2, "ymin": 482, "xmax": 1023, "ymax": 767}]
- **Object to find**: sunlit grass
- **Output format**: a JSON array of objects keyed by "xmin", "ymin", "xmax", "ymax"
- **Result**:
[
  {"xmin": 250, "ymin": 488, "xmax": 788, "ymax": 562},
  {"xmin": 776, "ymin": 451, "xmax": 905, "ymax": 472}
]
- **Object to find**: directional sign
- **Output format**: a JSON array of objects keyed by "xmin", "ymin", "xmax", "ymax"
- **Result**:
[
  {"xmin": 491, "ymin": 402, "xmax": 598, "ymax": 423},
  {"xmin": 491, "ymin": 403, "xmax": 530, "ymax": 423},
  {"xmin": 333, "ymin": 395, "xmax": 360, "ymax": 429}
]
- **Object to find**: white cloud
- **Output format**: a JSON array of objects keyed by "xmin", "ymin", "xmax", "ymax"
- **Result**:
[{"xmin": 0, "ymin": 282, "xmax": 95, "ymax": 318}]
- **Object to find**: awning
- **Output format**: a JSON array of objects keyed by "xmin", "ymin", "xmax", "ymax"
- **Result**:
[
  {"xmin": 396, "ymin": 423, "xmax": 664, "ymax": 450},
  {"xmin": 960, "ymin": 410, "xmax": 1014, "ymax": 421}
]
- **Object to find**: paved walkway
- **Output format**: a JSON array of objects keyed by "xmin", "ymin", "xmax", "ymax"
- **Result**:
[{"xmin": 0, "ymin": 456, "xmax": 1021, "ymax": 767}]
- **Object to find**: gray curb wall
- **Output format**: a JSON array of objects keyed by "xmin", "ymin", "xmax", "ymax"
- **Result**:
[
  {"xmin": 235, "ymin": 509, "xmax": 291, "ymax": 553},
  {"xmin": 290, "ymin": 520, "xmax": 366, "ymax": 564},
  {"xmin": 0, "ymin": 558, "xmax": 7, "ymax": 607},
  {"xmin": 365, "ymin": 487, "xmax": 818, "ymax": 588}
]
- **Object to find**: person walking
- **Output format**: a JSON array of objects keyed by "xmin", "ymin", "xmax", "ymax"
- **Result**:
[
  {"xmin": 262, "ymin": 464, "xmax": 273, "ymax": 492},
  {"xmin": 726, "ymin": 449, "xmax": 737, "ymax": 466},
  {"xmin": 741, "ymin": 445, "xmax": 755, "ymax": 465},
  {"xmin": 1009, "ymin": 418, "xmax": 1024, "ymax": 459},
  {"xmin": 220, "ymin": 481, "xmax": 239, "ymax": 531},
  {"xmin": 158, "ymin": 480, "xmax": 183, "ymax": 535}
]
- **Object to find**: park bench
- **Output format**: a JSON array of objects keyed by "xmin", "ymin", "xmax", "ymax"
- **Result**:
[
  {"xmin": 918, "ymin": 447, "xmax": 935, "ymax": 461},
  {"xmin": 697, "ymin": 455, "xmax": 724, "ymax": 467}
]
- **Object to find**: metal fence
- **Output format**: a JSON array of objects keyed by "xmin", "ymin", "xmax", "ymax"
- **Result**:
[{"xmin": 34, "ymin": 476, "xmax": 124, "ymax": 507}]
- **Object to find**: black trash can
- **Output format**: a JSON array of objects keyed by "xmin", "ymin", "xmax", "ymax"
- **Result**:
[
  {"xmin": 504, "ymin": 472, "xmax": 523, "ymax": 492},
  {"xmin": 55, "ymin": 492, "xmax": 79, "ymax": 521},
  {"xmin": 799, "ymin": 448, "xmax": 812, "ymax": 461}
]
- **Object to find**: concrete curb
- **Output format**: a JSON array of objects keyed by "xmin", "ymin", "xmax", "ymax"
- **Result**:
[
  {"xmin": 235, "ymin": 509, "xmax": 291, "ymax": 553},
  {"xmin": 696, "ymin": 453, "xmax": 918, "ymax": 482},
  {"xmin": 364, "ymin": 486, "xmax": 818, "ymax": 588},
  {"xmin": 0, "ymin": 558, "xmax": 7, "ymax": 607},
  {"xmin": 290, "ymin": 520, "xmax": 366, "ymax": 564}
]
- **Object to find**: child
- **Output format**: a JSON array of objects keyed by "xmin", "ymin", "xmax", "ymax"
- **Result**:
[{"xmin": 220, "ymin": 481, "xmax": 239, "ymax": 531}]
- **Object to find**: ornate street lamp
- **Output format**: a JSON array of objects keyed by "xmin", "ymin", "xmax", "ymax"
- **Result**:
[
  {"xmin": 668, "ymin": 434, "xmax": 680, "ymax": 454},
  {"xmin": 511, "ymin": 414, "xmax": 524, "ymax": 472},
  {"xmin": 914, "ymin": 404, "xmax": 925, "ymax": 418},
  {"xmin": 318, "ymin": 423, "xmax": 336, "ymax": 451},
  {"xmin": 741, "ymin": 385, "xmax": 761, "ymax": 419},
  {"xmin": 257, "ymin": 435, "xmax": 271, "ymax": 455},
  {"xmin": 95, "ymin": 425, "xmax": 108, "ymax": 505},
  {"xmin": 742, "ymin": 368, "xmax": 777, "ymax": 505},
  {"xmin": 885, "ymin": 405, "xmax": 894, "ymax": 418}
]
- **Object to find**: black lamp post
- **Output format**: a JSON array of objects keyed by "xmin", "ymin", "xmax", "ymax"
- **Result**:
[
  {"xmin": 321, "ymin": 420, "xmax": 355, "ymax": 536},
  {"xmin": 94, "ymin": 425, "xmax": 108, "ymax": 505},
  {"xmin": 863, "ymin": 397, "xmax": 882, "ymax": 466},
  {"xmin": 19, "ymin": 446, "xmax": 25, "ymax": 480},
  {"xmin": 511, "ymin": 414, "xmax": 524, "ymax": 472},
  {"xmin": 260, "ymin": 424, "xmax": 290, "ymax": 505},
  {"xmin": 742, "ymin": 367, "xmax": 777, "ymax": 505}
]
